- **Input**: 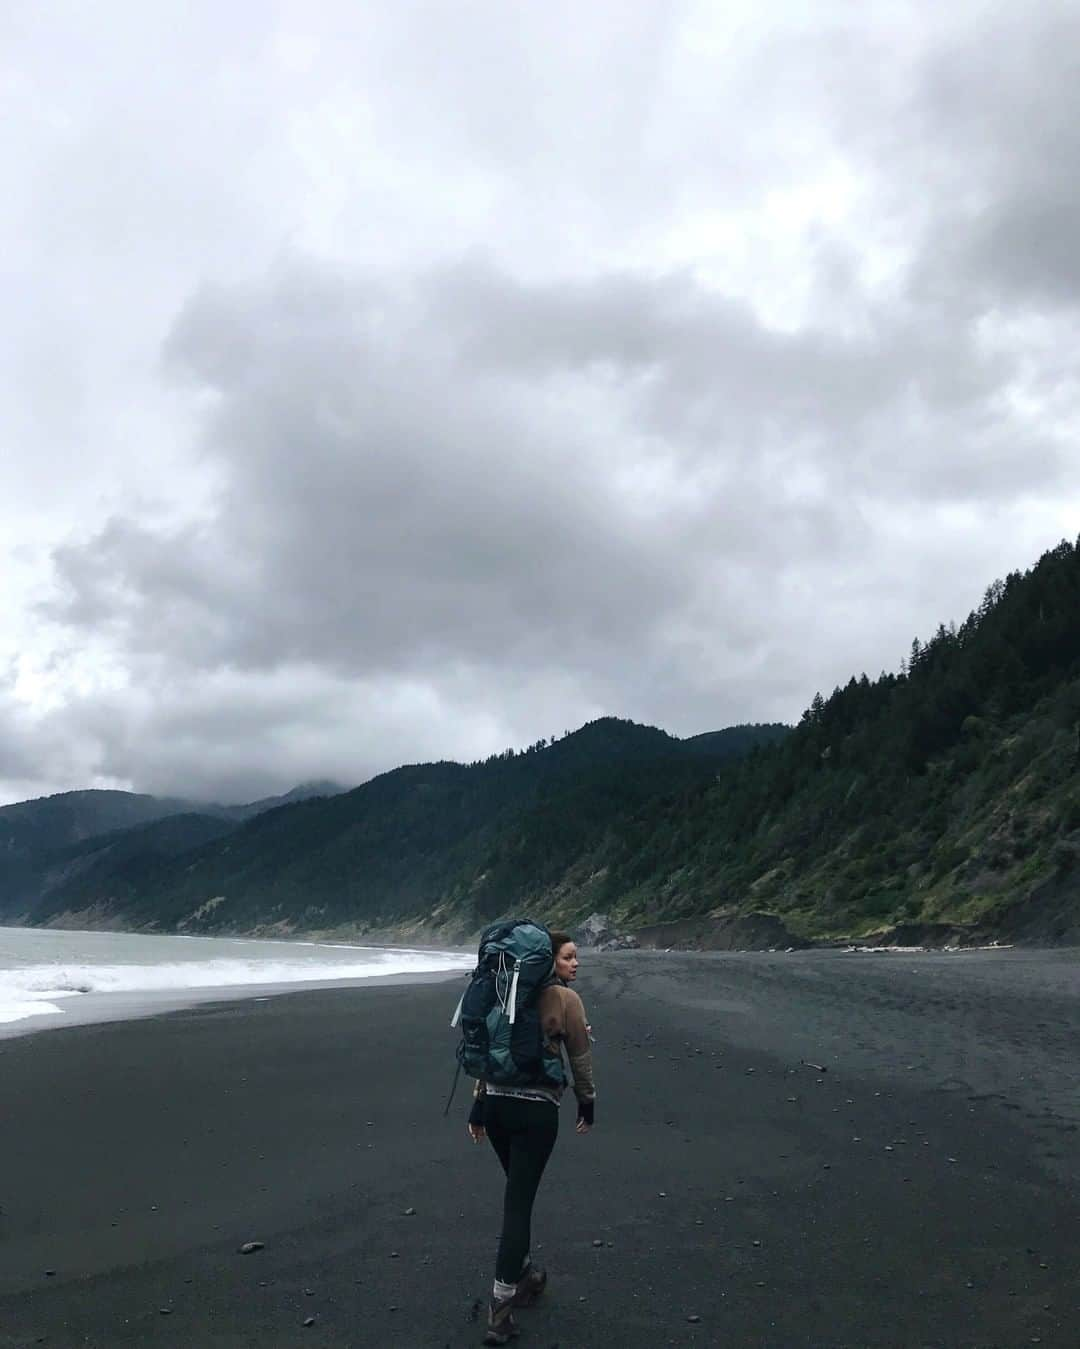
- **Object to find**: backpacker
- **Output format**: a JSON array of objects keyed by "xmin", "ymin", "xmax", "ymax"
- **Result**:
[{"xmin": 449, "ymin": 918, "xmax": 566, "ymax": 1094}]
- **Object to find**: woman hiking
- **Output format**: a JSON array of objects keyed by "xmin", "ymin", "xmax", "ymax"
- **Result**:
[{"xmin": 467, "ymin": 931, "xmax": 596, "ymax": 1345}]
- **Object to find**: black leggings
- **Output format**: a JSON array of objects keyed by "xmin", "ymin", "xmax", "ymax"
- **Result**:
[{"xmin": 485, "ymin": 1095, "xmax": 560, "ymax": 1284}]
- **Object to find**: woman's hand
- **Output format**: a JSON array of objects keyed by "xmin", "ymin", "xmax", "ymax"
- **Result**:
[{"xmin": 467, "ymin": 1122, "xmax": 486, "ymax": 1143}]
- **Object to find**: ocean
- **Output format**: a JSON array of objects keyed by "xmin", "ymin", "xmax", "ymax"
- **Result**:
[{"xmin": 0, "ymin": 926, "xmax": 470, "ymax": 1037}]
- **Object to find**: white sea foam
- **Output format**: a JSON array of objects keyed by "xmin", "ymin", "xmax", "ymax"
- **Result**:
[{"xmin": 0, "ymin": 928, "xmax": 469, "ymax": 1029}]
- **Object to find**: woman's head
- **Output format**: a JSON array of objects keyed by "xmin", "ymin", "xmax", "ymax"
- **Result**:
[{"xmin": 549, "ymin": 931, "xmax": 579, "ymax": 983}]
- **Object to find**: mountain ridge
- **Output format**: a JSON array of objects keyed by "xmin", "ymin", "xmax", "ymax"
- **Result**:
[
  {"xmin": 5, "ymin": 535, "xmax": 1080, "ymax": 949},
  {"xmin": 0, "ymin": 723, "xmax": 787, "ymax": 934},
  {"xmin": 0, "ymin": 781, "xmax": 349, "ymax": 921}
]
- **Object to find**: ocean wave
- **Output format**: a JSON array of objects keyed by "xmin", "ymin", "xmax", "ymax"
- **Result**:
[{"xmin": 0, "ymin": 947, "xmax": 468, "ymax": 1026}]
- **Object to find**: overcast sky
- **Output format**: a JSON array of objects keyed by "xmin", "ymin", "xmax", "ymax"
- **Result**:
[{"xmin": 3, "ymin": 1, "xmax": 1079, "ymax": 805}]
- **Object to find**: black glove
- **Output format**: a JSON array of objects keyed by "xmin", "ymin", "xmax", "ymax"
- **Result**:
[
  {"xmin": 468, "ymin": 1095, "xmax": 487, "ymax": 1127},
  {"xmin": 577, "ymin": 1100, "xmax": 595, "ymax": 1127}
]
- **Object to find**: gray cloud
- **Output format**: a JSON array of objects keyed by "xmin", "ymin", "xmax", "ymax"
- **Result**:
[
  {"xmin": 4, "ymin": 2, "xmax": 1080, "ymax": 802},
  {"xmin": 890, "ymin": 6, "xmax": 1080, "ymax": 311},
  {"xmin": 41, "ymin": 248, "xmax": 1071, "ymax": 802}
]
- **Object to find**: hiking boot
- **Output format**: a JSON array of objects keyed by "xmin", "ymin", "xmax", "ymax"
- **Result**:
[
  {"xmin": 483, "ymin": 1293, "xmax": 520, "ymax": 1345},
  {"xmin": 513, "ymin": 1263, "xmax": 548, "ymax": 1307}
]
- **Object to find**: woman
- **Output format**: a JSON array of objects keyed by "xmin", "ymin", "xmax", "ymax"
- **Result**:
[{"xmin": 467, "ymin": 931, "xmax": 596, "ymax": 1345}]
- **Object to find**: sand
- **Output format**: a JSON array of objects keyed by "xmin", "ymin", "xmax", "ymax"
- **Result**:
[{"xmin": 0, "ymin": 947, "xmax": 1076, "ymax": 1347}]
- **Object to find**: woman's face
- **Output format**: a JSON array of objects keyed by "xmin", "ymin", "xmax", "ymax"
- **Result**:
[{"xmin": 554, "ymin": 941, "xmax": 579, "ymax": 983}]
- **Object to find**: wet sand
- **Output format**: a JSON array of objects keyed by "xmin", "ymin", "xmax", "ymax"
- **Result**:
[{"xmin": 0, "ymin": 948, "xmax": 1076, "ymax": 1347}]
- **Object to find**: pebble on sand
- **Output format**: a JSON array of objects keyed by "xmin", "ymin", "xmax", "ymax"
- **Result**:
[{"xmin": 238, "ymin": 1241, "xmax": 265, "ymax": 1254}]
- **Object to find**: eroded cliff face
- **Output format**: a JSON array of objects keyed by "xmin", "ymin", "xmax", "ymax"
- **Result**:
[
  {"xmin": 629, "ymin": 910, "xmax": 814, "ymax": 951},
  {"xmin": 972, "ymin": 872, "xmax": 1080, "ymax": 946},
  {"xmin": 41, "ymin": 903, "xmax": 139, "ymax": 933}
]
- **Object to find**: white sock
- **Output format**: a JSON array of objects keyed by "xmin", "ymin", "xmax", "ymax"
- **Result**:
[{"xmin": 493, "ymin": 1278, "xmax": 517, "ymax": 1300}]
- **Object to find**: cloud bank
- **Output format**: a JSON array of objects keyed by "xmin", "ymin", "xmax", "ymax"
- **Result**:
[{"xmin": 3, "ymin": 2, "xmax": 1079, "ymax": 801}]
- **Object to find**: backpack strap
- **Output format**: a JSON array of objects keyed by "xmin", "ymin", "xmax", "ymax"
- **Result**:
[{"xmin": 508, "ymin": 960, "xmax": 522, "ymax": 1024}]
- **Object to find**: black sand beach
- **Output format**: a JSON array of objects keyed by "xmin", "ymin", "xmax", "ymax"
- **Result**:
[{"xmin": 1, "ymin": 948, "xmax": 1077, "ymax": 1348}]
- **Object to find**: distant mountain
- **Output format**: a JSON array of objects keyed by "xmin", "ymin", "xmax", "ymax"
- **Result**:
[
  {"xmin": 680, "ymin": 726, "xmax": 790, "ymax": 758},
  {"xmin": 0, "ymin": 790, "xmax": 206, "ymax": 917},
  {"xmin": 0, "ymin": 781, "xmax": 349, "ymax": 923},
  {"xmin": 10, "ymin": 529, "xmax": 1080, "ymax": 952},
  {"xmin": 29, "ymin": 813, "xmax": 239, "ymax": 925},
  {"xmin": 220, "ymin": 780, "xmax": 350, "ymax": 821},
  {"xmin": 4, "ymin": 721, "xmax": 786, "ymax": 934},
  {"xmin": 0, "ymin": 788, "xmax": 210, "ymax": 852}
]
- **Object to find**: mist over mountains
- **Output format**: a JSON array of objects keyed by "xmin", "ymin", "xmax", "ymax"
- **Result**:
[
  {"xmin": 0, "ymin": 725, "xmax": 784, "ymax": 937},
  {"xmin": 3, "ymin": 537, "xmax": 1080, "ymax": 948},
  {"xmin": 0, "ymin": 781, "xmax": 347, "ymax": 923}
]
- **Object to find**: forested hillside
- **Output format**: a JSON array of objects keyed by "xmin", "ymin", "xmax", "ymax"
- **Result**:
[
  {"xmin": 0, "ymin": 783, "xmax": 347, "ymax": 923},
  {"xmin": 0, "ymin": 790, "xmax": 207, "ymax": 915},
  {"xmin": 11, "ymin": 722, "xmax": 787, "ymax": 934},
  {"xmin": 6, "ymin": 537, "xmax": 1080, "ymax": 947},
  {"xmin": 564, "ymin": 537, "xmax": 1080, "ymax": 945}
]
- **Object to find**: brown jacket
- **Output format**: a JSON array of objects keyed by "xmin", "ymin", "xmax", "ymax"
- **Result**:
[{"xmin": 475, "ymin": 982, "xmax": 596, "ymax": 1107}]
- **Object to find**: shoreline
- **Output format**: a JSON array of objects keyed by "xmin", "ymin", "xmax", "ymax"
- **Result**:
[
  {"xmin": 5, "ymin": 919, "xmax": 471, "ymax": 954},
  {"xmin": 3, "ymin": 924, "xmax": 1070, "ymax": 1047},
  {"xmin": 0, "ymin": 949, "xmax": 1076, "ymax": 1346},
  {"xmin": 0, "ymin": 965, "xmax": 468, "ymax": 1044},
  {"xmin": 0, "ymin": 924, "xmax": 471, "ymax": 1042},
  {"xmin": 20, "ymin": 912, "xmax": 1080, "ymax": 954}
]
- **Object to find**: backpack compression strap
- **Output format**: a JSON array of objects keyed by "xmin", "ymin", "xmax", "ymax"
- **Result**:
[{"xmin": 508, "ymin": 960, "xmax": 522, "ymax": 1024}]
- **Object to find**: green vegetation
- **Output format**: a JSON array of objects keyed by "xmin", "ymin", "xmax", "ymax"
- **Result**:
[
  {"xmin": 12, "ymin": 722, "xmax": 787, "ymax": 936},
  {"xmin": 7, "ymin": 537, "xmax": 1080, "ymax": 946},
  {"xmin": 579, "ymin": 537, "xmax": 1080, "ymax": 944}
]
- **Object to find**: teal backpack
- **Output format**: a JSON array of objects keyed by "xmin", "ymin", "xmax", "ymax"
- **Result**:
[{"xmin": 446, "ymin": 918, "xmax": 566, "ymax": 1109}]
